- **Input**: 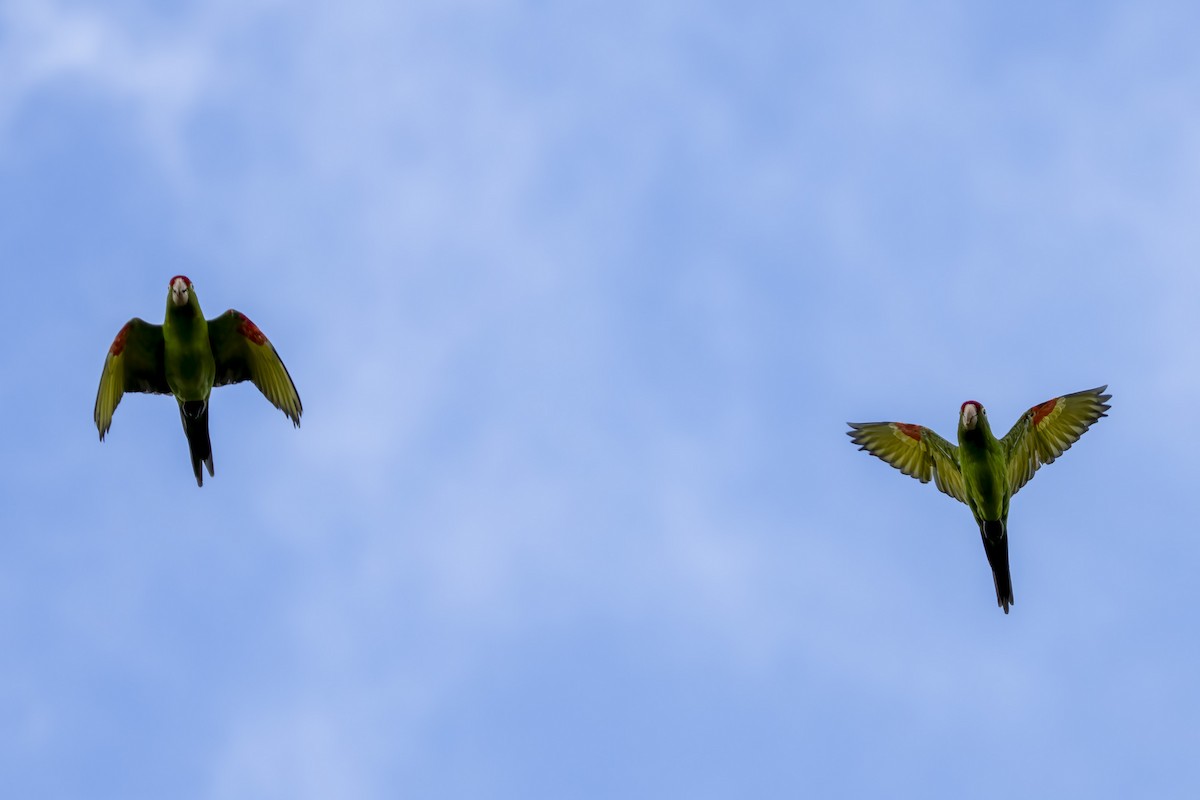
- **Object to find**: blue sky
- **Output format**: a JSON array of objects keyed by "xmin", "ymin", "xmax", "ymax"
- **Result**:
[{"xmin": 2, "ymin": 1, "xmax": 1198, "ymax": 797}]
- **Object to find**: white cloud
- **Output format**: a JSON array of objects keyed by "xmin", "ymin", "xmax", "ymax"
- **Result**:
[
  {"xmin": 208, "ymin": 708, "xmax": 374, "ymax": 800},
  {"xmin": 0, "ymin": 0, "xmax": 210, "ymax": 174},
  {"xmin": 12, "ymin": 2, "xmax": 1200, "ymax": 796}
]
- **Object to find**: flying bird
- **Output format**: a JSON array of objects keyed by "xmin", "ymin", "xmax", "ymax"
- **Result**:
[
  {"xmin": 95, "ymin": 275, "xmax": 302, "ymax": 486},
  {"xmin": 847, "ymin": 386, "xmax": 1110, "ymax": 613}
]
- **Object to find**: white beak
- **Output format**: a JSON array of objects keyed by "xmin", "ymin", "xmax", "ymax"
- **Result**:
[
  {"xmin": 171, "ymin": 280, "xmax": 189, "ymax": 307},
  {"xmin": 962, "ymin": 404, "xmax": 978, "ymax": 430}
]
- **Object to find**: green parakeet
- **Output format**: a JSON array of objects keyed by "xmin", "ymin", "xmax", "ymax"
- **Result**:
[
  {"xmin": 95, "ymin": 275, "xmax": 303, "ymax": 486},
  {"xmin": 847, "ymin": 386, "xmax": 1110, "ymax": 613}
]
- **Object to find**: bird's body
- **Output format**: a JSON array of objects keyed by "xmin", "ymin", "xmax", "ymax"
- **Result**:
[
  {"xmin": 848, "ymin": 386, "xmax": 1110, "ymax": 613},
  {"xmin": 163, "ymin": 288, "xmax": 215, "ymax": 403},
  {"xmin": 959, "ymin": 419, "xmax": 1006, "ymax": 521},
  {"xmin": 95, "ymin": 276, "xmax": 302, "ymax": 486},
  {"xmin": 956, "ymin": 403, "xmax": 1015, "ymax": 612}
]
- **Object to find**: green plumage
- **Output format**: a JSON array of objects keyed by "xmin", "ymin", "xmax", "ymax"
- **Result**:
[
  {"xmin": 163, "ymin": 287, "xmax": 215, "ymax": 403},
  {"xmin": 95, "ymin": 276, "xmax": 303, "ymax": 486},
  {"xmin": 848, "ymin": 386, "xmax": 1111, "ymax": 614},
  {"xmin": 957, "ymin": 403, "xmax": 1014, "ymax": 611},
  {"xmin": 959, "ymin": 412, "xmax": 1007, "ymax": 521}
]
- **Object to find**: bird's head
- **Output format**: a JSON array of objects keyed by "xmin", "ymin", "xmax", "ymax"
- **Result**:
[
  {"xmin": 169, "ymin": 275, "xmax": 193, "ymax": 308},
  {"xmin": 960, "ymin": 400, "xmax": 983, "ymax": 431}
]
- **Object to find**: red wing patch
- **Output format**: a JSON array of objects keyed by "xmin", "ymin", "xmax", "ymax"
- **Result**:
[
  {"xmin": 236, "ymin": 313, "xmax": 268, "ymax": 346},
  {"xmin": 895, "ymin": 423, "xmax": 923, "ymax": 441},
  {"xmin": 1031, "ymin": 398, "xmax": 1060, "ymax": 426},
  {"xmin": 110, "ymin": 322, "xmax": 131, "ymax": 356}
]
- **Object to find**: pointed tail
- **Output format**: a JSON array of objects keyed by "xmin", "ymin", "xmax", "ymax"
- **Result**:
[
  {"xmin": 179, "ymin": 400, "xmax": 214, "ymax": 487},
  {"xmin": 979, "ymin": 519, "xmax": 1014, "ymax": 614}
]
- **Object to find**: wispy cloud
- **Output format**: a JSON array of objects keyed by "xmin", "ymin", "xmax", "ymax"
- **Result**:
[
  {"xmin": 6, "ymin": 2, "xmax": 1200, "ymax": 798},
  {"xmin": 0, "ymin": 0, "xmax": 210, "ymax": 174}
]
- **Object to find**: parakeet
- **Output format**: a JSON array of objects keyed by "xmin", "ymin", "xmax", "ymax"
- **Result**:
[
  {"xmin": 95, "ymin": 275, "xmax": 302, "ymax": 486},
  {"xmin": 847, "ymin": 386, "xmax": 1110, "ymax": 613}
]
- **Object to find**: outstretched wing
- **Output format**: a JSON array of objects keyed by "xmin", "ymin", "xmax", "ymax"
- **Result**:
[
  {"xmin": 208, "ymin": 309, "xmax": 302, "ymax": 426},
  {"xmin": 1001, "ymin": 385, "xmax": 1110, "ymax": 497},
  {"xmin": 846, "ymin": 421, "xmax": 968, "ymax": 504},
  {"xmin": 94, "ymin": 318, "xmax": 169, "ymax": 440}
]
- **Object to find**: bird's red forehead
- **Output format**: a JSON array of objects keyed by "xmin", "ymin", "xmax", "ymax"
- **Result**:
[
  {"xmin": 168, "ymin": 275, "xmax": 192, "ymax": 288},
  {"xmin": 961, "ymin": 400, "xmax": 981, "ymax": 413}
]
